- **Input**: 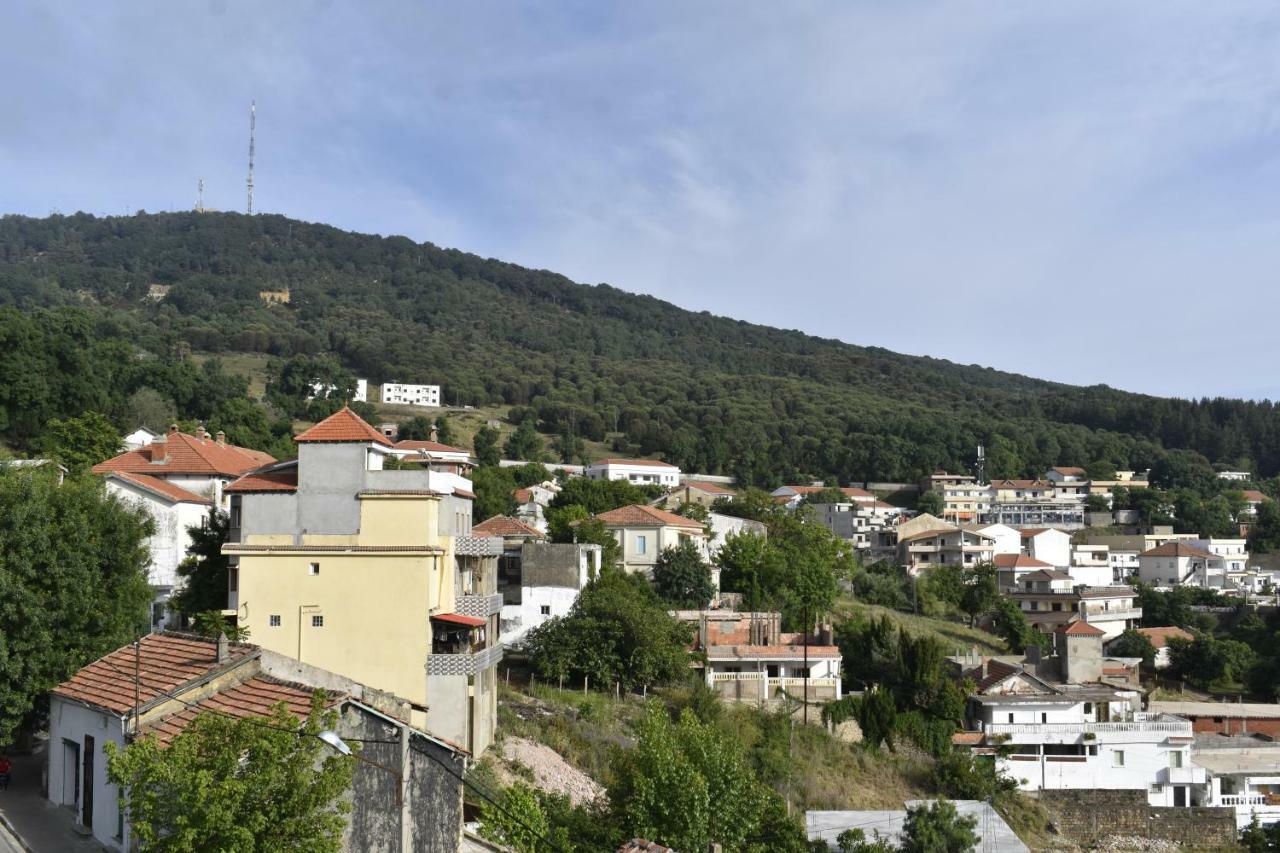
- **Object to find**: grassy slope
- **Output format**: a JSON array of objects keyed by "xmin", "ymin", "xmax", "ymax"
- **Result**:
[{"xmin": 834, "ymin": 599, "xmax": 1010, "ymax": 656}]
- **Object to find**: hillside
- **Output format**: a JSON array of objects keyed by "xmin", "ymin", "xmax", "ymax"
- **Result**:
[{"xmin": 3, "ymin": 210, "xmax": 1279, "ymax": 484}]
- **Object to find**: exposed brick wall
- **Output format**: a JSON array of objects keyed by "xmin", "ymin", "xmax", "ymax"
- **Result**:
[
  {"xmin": 1187, "ymin": 715, "xmax": 1280, "ymax": 737},
  {"xmin": 1039, "ymin": 790, "xmax": 1236, "ymax": 849}
]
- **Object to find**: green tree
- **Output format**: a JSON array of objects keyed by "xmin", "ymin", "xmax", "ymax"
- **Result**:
[
  {"xmin": 478, "ymin": 783, "xmax": 552, "ymax": 853},
  {"xmin": 0, "ymin": 470, "xmax": 152, "ymax": 745},
  {"xmin": 957, "ymin": 563, "xmax": 998, "ymax": 627},
  {"xmin": 900, "ymin": 799, "xmax": 979, "ymax": 853},
  {"xmin": 857, "ymin": 686, "xmax": 898, "ymax": 751},
  {"xmin": 1107, "ymin": 628, "xmax": 1158, "ymax": 670},
  {"xmin": 504, "ymin": 419, "xmax": 546, "ymax": 463},
  {"xmin": 169, "ymin": 509, "xmax": 232, "ymax": 619},
  {"xmin": 717, "ymin": 531, "xmax": 784, "ymax": 610},
  {"xmin": 916, "ymin": 490, "xmax": 944, "ymax": 516},
  {"xmin": 991, "ymin": 597, "xmax": 1043, "ymax": 654},
  {"xmin": 39, "ymin": 410, "xmax": 121, "ymax": 474},
  {"xmin": 838, "ymin": 827, "xmax": 895, "ymax": 853},
  {"xmin": 105, "ymin": 695, "xmax": 352, "ymax": 853},
  {"xmin": 435, "ymin": 416, "xmax": 457, "ymax": 446},
  {"xmin": 396, "ymin": 415, "xmax": 436, "ymax": 441},
  {"xmin": 122, "ymin": 387, "xmax": 177, "ymax": 430},
  {"xmin": 524, "ymin": 570, "xmax": 691, "ymax": 691},
  {"xmin": 1084, "ymin": 493, "xmax": 1111, "ymax": 513},
  {"xmin": 571, "ymin": 517, "xmax": 623, "ymax": 569},
  {"xmin": 474, "ymin": 425, "xmax": 501, "ymax": 467},
  {"xmin": 471, "ymin": 466, "xmax": 518, "ymax": 522},
  {"xmin": 1085, "ymin": 459, "xmax": 1117, "ymax": 481},
  {"xmin": 609, "ymin": 706, "xmax": 767, "ymax": 852},
  {"xmin": 652, "ymin": 540, "xmax": 714, "ymax": 608}
]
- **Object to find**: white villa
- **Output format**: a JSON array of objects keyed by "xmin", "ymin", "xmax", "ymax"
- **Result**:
[{"xmin": 583, "ymin": 458, "xmax": 681, "ymax": 487}]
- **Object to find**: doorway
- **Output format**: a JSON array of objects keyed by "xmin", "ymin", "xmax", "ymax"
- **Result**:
[
  {"xmin": 60, "ymin": 740, "xmax": 80, "ymax": 810},
  {"xmin": 1174, "ymin": 786, "xmax": 1187, "ymax": 807},
  {"xmin": 82, "ymin": 735, "xmax": 95, "ymax": 828}
]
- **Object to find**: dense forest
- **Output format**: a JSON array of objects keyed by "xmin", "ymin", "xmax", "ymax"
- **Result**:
[{"xmin": 2, "ymin": 210, "xmax": 1279, "ymax": 487}]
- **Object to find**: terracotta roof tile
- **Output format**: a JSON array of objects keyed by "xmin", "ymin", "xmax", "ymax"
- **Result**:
[
  {"xmin": 682, "ymin": 480, "xmax": 736, "ymax": 495},
  {"xmin": 594, "ymin": 504, "xmax": 705, "ymax": 530},
  {"xmin": 472, "ymin": 516, "xmax": 545, "ymax": 538},
  {"xmin": 1050, "ymin": 467, "xmax": 1087, "ymax": 476},
  {"xmin": 53, "ymin": 633, "xmax": 256, "ymax": 716},
  {"xmin": 1140, "ymin": 541, "xmax": 1214, "ymax": 559},
  {"xmin": 993, "ymin": 554, "xmax": 1052, "ymax": 569},
  {"xmin": 294, "ymin": 406, "xmax": 392, "ymax": 446},
  {"xmin": 93, "ymin": 430, "xmax": 274, "ymax": 477},
  {"xmin": 1055, "ymin": 620, "xmax": 1106, "ymax": 637},
  {"xmin": 952, "ymin": 731, "xmax": 986, "ymax": 746},
  {"xmin": 1135, "ymin": 626, "xmax": 1195, "ymax": 649},
  {"xmin": 142, "ymin": 676, "xmax": 340, "ymax": 745},
  {"xmin": 108, "ymin": 471, "xmax": 212, "ymax": 505},
  {"xmin": 961, "ymin": 658, "xmax": 1023, "ymax": 691},
  {"xmin": 1241, "ymin": 490, "xmax": 1270, "ymax": 502},
  {"xmin": 512, "ymin": 488, "xmax": 534, "ymax": 503}
]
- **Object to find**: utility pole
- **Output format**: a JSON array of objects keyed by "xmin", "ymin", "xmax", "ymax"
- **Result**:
[{"xmin": 802, "ymin": 603, "xmax": 809, "ymax": 725}]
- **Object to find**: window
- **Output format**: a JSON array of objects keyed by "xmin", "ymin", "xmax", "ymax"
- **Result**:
[
  {"xmin": 1112, "ymin": 750, "xmax": 1125, "ymax": 767},
  {"xmin": 540, "ymin": 605, "xmax": 551, "ymax": 616},
  {"xmin": 312, "ymin": 615, "xmax": 324, "ymax": 628},
  {"xmin": 309, "ymin": 562, "xmax": 320, "ymax": 575},
  {"xmin": 635, "ymin": 535, "xmax": 647, "ymax": 555},
  {"xmin": 1084, "ymin": 702, "xmax": 1093, "ymax": 714},
  {"xmin": 269, "ymin": 615, "xmax": 281, "ymax": 627},
  {"xmin": 1041, "ymin": 713, "xmax": 1048, "ymax": 723},
  {"xmin": 228, "ymin": 567, "xmax": 238, "ymax": 592},
  {"xmin": 1170, "ymin": 750, "xmax": 1183, "ymax": 768},
  {"xmin": 1008, "ymin": 713, "xmax": 1014, "ymax": 723}
]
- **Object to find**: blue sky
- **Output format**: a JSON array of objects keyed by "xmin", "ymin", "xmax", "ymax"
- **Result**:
[{"xmin": 4, "ymin": 3, "xmax": 1280, "ymax": 399}]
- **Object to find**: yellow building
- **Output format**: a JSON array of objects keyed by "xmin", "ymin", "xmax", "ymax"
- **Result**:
[{"xmin": 223, "ymin": 407, "xmax": 501, "ymax": 754}]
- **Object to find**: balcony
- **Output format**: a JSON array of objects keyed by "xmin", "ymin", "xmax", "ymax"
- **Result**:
[
  {"xmin": 426, "ymin": 643, "xmax": 504, "ymax": 677},
  {"xmin": 708, "ymin": 671, "xmax": 840, "ymax": 702},
  {"xmin": 982, "ymin": 713, "xmax": 1192, "ymax": 742},
  {"xmin": 1081, "ymin": 608, "xmax": 1143, "ymax": 623},
  {"xmin": 1159, "ymin": 765, "xmax": 1206, "ymax": 785},
  {"xmin": 456, "ymin": 592, "xmax": 504, "ymax": 618}
]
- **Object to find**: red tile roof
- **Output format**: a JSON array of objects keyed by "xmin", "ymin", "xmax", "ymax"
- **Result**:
[
  {"xmin": 1241, "ymin": 490, "xmax": 1271, "ymax": 502},
  {"xmin": 472, "ymin": 515, "xmax": 545, "ymax": 538},
  {"xmin": 93, "ymin": 430, "xmax": 274, "ymax": 477},
  {"xmin": 512, "ymin": 488, "xmax": 534, "ymax": 503},
  {"xmin": 1055, "ymin": 620, "xmax": 1105, "ymax": 637},
  {"xmin": 1135, "ymin": 626, "xmax": 1195, "ymax": 649},
  {"xmin": 682, "ymin": 480, "xmax": 736, "ymax": 495},
  {"xmin": 108, "ymin": 471, "xmax": 211, "ymax": 505},
  {"xmin": 1050, "ymin": 467, "xmax": 1086, "ymax": 476},
  {"xmin": 993, "ymin": 554, "xmax": 1052, "ymax": 569},
  {"xmin": 294, "ymin": 406, "xmax": 392, "ymax": 446},
  {"xmin": 960, "ymin": 658, "xmax": 1023, "ymax": 692},
  {"xmin": 394, "ymin": 440, "xmax": 468, "ymax": 454},
  {"xmin": 1140, "ymin": 541, "xmax": 1213, "ymax": 559},
  {"xmin": 591, "ymin": 458, "xmax": 679, "ymax": 469},
  {"xmin": 53, "ymin": 633, "xmax": 256, "ymax": 716},
  {"xmin": 594, "ymin": 504, "xmax": 705, "ymax": 530},
  {"xmin": 225, "ymin": 466, "xmax": 299, "ymax": 494},
  {"xmin": 952, "ymin": 731, "xmax": 986, "ymax": 746},
  {"xmin": 143, "ymin": 676, "xmax": 339, "ymax": 745}
]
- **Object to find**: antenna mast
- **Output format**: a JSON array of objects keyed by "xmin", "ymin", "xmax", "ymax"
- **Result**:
[
  {"xmin": 246, "ymin": 100, "xmax": 256, "ymax": 215},
  {"xmin": 197, "ymin": 178, "xmax": 204, "ymax": 213}
]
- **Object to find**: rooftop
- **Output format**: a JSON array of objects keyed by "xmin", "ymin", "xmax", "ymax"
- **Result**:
[
  {"xmin": 225, "ymin": 461, "xmax": 299, "ymax": 494},
  {"xmin": 294, "ymin": 406, "xmax": 393, "ymax": 446},
  {"xmin": 1151, "ymin": 700, "xmax": 1280, "ymax": 719},
  {"xmin": 472, "ymin": 515, "xmax": 545, "ymax": 538},
  {"xmin": 394, "ymin": 439, "xmax": 468, "ymax": 453},
  {"xmin": 594, "ymin": 504, "xmax": 705, "ymax": 530},
  {"xmin": 1134, "ymin": 626, "xmax": 1195, "ymax": 649},
  {"xmin": 589, "ymin": 458, "xmax": 679, "ymax": 469},
  {"xmin": 143, "ymin": 675, "xmax": 340, "ymax": 745},
  {"xmin": 1140, "ymin": 541, "xmax": 1215, "ymax": 559},
  {"xmin": 107, "ymin": 471, "xmax": 211, "ymax": 505},
  {"xmin": 1056, "ymin": 619, "xmax": 1106, "ymax": 637},
  {"xmin": 92, "ymin": 427, "xmax": 274, "ymax": 477},
  {"xmin": 993, "ymin": 554, "xmax": 1052, "ymax": 569}
]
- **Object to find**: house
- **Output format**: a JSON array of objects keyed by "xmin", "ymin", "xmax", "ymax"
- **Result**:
[
  {"xmin": 48, "ymin": 632, "xmax": 468, "ymax": 852},
  {"xmin": 1138, "ymin": 541, "xmax": 1226, "ymax": 589},
  {"xmin": 1067, "ymin": 545, "xmax": 1114, "ymax": 587},
  {"xmin": 917, "ymin": 470, "xmax": 977, "ymax": 494},
  {"xmin": 940, "ymin": 482, "xmax": 991, "ymax": 524},
  {"xmin": 592, "ymin": 504, "xmax": 709, "ymax": 576},
  {"xmin": 380, "ymin": 383, "xmax": 441, "ymax": 407},
  {"xmin": 122, "ymin": 426, "xmax": 158, "ymax": 451},
  {"xmin": 982, "ymin": 481, "xmax": 1085, "ymax": 530},
  {"xmin": 679, "ymin": 610, "xmax": 841, "ymax": 706},
  {"xmin": 896, "ymin": 525, "xmax": 995, "ymax": 573},
  {"xmin": 771, "ymin": 484, "xmax": 877, "ymax": 511},
  {"xmin": 498, "ymin": 541, "xmax": 602, "ymax": 646},
  {"xmin": 1149, "ymin": 701, "xmax": 1280, "ymax": 739},
  {"xmin": 993, "ymin": 554, "xmax": 1054, "ymax": 590},
  {"xmin": 975, "ymin": 522, "xmax": 1021, "ymax": 556},
  {"xmin": 1019, "ymin": 527, "xmax": 1072, "ymax": 568},
  {"xmin": 93, "ymin": 426, "xmax": 275, "ymax": 622},
  {"xmin": 705, "ymin": 511, "xmax": 767, "ymax": 561},
  {"xmin": 666, "ymin": 479, "xmax": 736, "ymax": 509},
  {"xmin": 1109, "ymin": 627, "xmax": 1193, "ymax": 669},
  {"xmin": 223, "ymin": 406, "xmax": 500, "ymax": 755},
  {"xmin": 1192, "ymin": 733, "xmax": 1280, "ymax": 829},
  {"xmin": 808, "ymin": 500, "xmax": 900, "ymax": 550},
  {"xmin": 1240, "ymin": 490, "xmax": 1272, "ymax": 517},
  {"xmin": 955, "ymin": 623, "xmax": 1203, "ymax": 807},
  {"xmin": 1045, "ymin": 466, "xmax": 1087, "ymax": 483},
  {"xmin": 1218, "ymin": 471, "xmax": 1253, "ymax": 482},
  {"xmin": 511, "ymin": 484, "xmax": 556, "ymax": 532},
  {"xmin": 583, "ymin": 458, "xmax": 681, "ymax": 487},
  {"xmin": 1006, "ymin": 573, "xmax": 1142, "ymax": 639}
]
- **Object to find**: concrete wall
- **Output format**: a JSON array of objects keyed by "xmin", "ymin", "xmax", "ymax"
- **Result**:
[
  {"xmin": 1039, "ymin": 790, "xmax": 1235, "ymax": 848},
  {"xmin": 408, "ymin": 734, "xmax": 466, "ymax": 853},
  {"xmin": 297, "ymin": 443, "xmax": 370, "ymax": 534},
  {"xmin": 106, "ymin": 480, "xmax": 209, "ymax": 591},
  {"xmin": 236, "ymin": 492, "xmax": 299, "ymax": 539},
  {"xmin": 520, "ymin": 542, "xmax": 594, "ymax": 589},
  {"xmin": 46, "ymin": 698, "xmax": 129, "ymax": 851}
]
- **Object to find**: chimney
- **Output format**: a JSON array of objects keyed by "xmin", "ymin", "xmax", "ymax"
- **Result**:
[
  {"xmin": 215, "ymin": 430, "xmax": 226, "ymax": 446},
  {"xmin": 150, "ymin": 434, "xmax": 167, "ymax": 463},
  {"xmin": 168, "ymin": 423, "xmax": 179, "ymax": 435},
  {"xmin": 216, "ymin": 632, "xmax": 228, "ymax": 663},
  {"xmin": 430, "ymin": 423, "xmax": 439, "ymax": 442}
]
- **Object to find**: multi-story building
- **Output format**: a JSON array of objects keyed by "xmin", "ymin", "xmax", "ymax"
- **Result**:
[
  {"xmin": 223, "ymin": 406, "xmax": 501, "ymax": 754},
  {"xmin": 379, "ymin": 383, "xmax": 441, "ymax": 407},
  {"xmin": 389, "ymin": 438, "xmax": 473, "ymax": 475},
  {"xmin": 593, "ymin": 503, "xmax": 709, "ymax": 576},
  {"xmin": 809, "ymin": 500, "xmax": 901, "ymax": 550},
  {"xmin": 1006, "ymin": 572, "xmax": 1142, "ymax": 639},
  {"xmin": 679, "ymin": 610, "xmax": 841, "ymax": 706},
  {"xmin": 497, "ymin": 540, "xmax": 602, "ymax": 646},
  {"xmin": 957, "ymin": 622, "xmax": 1203, "ymax": 807},
  {"xmin": 1137, "ymin": 541, "xmax": 1227, "ymax": 589},
  {"xmin": 93, "ymin": 426, "xmax": 275, "ymax": 626},
  {"xmin": 982, "ymin": 481, "xmax": 1085, "ymax": 530},
  {"xmin": 918, "ymin": 470, "xmax": 976, "ymax": 494},
  {"xmin": 583, "ymin": 458, "xmax": 681, "ymax": 487},
  {"xmin": 1193, "ymin": 734, "xmax": 1280, "ymax": 829},
  {"xmin": 941, "ymin": 482, "xmax": 991, "ymax": 524},
  {"xmin": 897, "ymin": 526, "xmax": 996, "ymax": 573},
  {"xmin": 1020, "ymin": 527, "xmax": 1072, "ymax": 568}
]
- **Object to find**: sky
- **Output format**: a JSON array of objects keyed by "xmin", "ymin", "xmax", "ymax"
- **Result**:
[{"xmin": 4, "ymin": 2, "xmax": 1280, "ymax": 400}]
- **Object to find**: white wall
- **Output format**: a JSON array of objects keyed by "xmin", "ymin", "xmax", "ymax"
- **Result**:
[
  {"xmin": 1027, "ymin": 531, "xmax": 1071, "ymax": 567},
  {"xmin": 47, "ymin": 698, "xmax": 129, "ymax": 851},
  {"xmin": 1067, "ymin": 564, "xmax": 1113, "ymax": 587},
  {"xmin": 500, "ymin": 586, "xmax": 581, "ymax": 646},
  {"xmin": 979, "ymin": 524, "xmax": 1021, "ymax": 556},
  {"xmin": 105, "ymin": 480, "xmax": 209, "ymax": 603},
  {"xmin": 380, "ymin": 384, "xmax": 441, "ymax": 407}
]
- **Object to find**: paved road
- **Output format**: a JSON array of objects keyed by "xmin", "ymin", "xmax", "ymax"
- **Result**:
[{"xmin": 0, "ymin": 820, "xmax": 27, "ymax": 853}]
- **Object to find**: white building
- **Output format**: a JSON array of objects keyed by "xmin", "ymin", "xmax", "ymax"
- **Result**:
[
  {"xmin": 1218, "ymin": 471, "xmax": 1253, "ymax": 482},
  {"xmin": 897, "ymin": 526, "xmax": 996, "ymax": 573},
  {"xmin": 380, "ymin": 382, "xmax": 441, "ymax": 407},
  {"xmin": 1007, "ymin": 573, "xmax": 1142, "ymax": 640},
  {"xmin": 1020, "ymin": 527, "xmax": 1072, "ymax": 568},
  {"xmin": 706, "ymin": 511, "xmax": 767, "ymax": 560},
  {"xmin": 977, "ymin": 523, "xmax": 1022, "ymax": 558},
  {"xmin": 122, "ymin": 426, "xmax": 159, "ymax": 451},
  {"xmin": 1196, "ymin": 737, "xmax": 1280, "ymax": 829},
  {"xmin": 584, "ymin": 458, "xmax": 681, "ymax": 487},
  {"xmin": 809, "ymin": 500, "xmax": 900, "ymax": 551},
  {"xmin": 497, "ymin": 540, "xmax": 602, "ymax": 646},
  {"xmin": 1068, "ymin": 545, "xmax": 1114, "ymax": 587}
]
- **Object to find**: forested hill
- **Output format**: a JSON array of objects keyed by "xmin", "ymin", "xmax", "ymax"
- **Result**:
[{"xmin": 2, "ymin": 210, "xmax": 1279, "ymax": 485}]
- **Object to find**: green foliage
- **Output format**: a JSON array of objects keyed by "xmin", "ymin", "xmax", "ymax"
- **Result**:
[
  {"xmin": 652, "ymin": 539, "xmax": 715, "ymax": 608},
  {"xmin": 478, "ymin": 782, "xmax": 553, "ymax": 853},
  {"xmin": 1107, "ymin": 628, "xmax": 1158, "ymax": 670},
  {"xmin": 0, "ymin": 470, "xmax": 152, "ymax": 745},
  {"xmin": 900, "ymin": 799, "xmax": 979, "ymax": 853},
  {"xmin": 930, "ymin": 751, "xmax": 1015, "ymax": 800},
  {"xmin": 1084, "ymin": 493, "xmax": 1111, "ymax": 513},
  {"xmin": 717, "ymin": 531, "xmax": 784, "ymax": 609},
  {"xmin": 608, "ymin": 705, "xmax": 767, "ymax": 852},
  {"xmin": 990, "ymin": 597, "xmax": 1043, "ymax": 654},
  {"xmin": 857, "ymin": 687, "xmax": 898, "ymax": 751},
  {"xmin": 1167, "ymin": 634, "xmax": 1257, "ymax": 692},
  {"xmin": 266, "ymin": 354, "xmax": 355, "ymax": 418},
  {"xmin": 915, "ymin": 490, "xmax": 944, "ymax": 516},
  {"xmin": 838, "ymin": 827, "xmax": 895, "ymax": 853},
  {"xmin": 38, "ymin": 410, "xmax": 120, "ymax": 474},
  {"xmin": 569, "ymin": 517, "xmax": 623, "ymax": 569},
  {"xmin": 957, "ymin": 563, "xmax": 998, "ymax": 628},
  {"xmin": 471, "ymin": 465, "xmax": 519, "ymax": 522},
  {"xmin": 169, "ymin": 509, "xmax": 232, "ymax": 618},
  {"xmin": 524, "ymin": 569, "xmax": 692, "ymax": 691},
  {"xmin": 1241, "ymin": 816, "xmax": 1280, "ymax": 852},
  {"xmin": 474, "ymin": 425, "xmax": 501, "ymax": 467},
  {"xmin": 504, "ymin": 418, "xmax": 546, "ymax": 463},
  {"xmin": 105, "ymin": 695, "xmax": 353, "ymax": 852}
]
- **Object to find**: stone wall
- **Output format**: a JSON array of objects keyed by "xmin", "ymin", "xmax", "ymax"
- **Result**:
[{"xmin": 1039, "ymin": 790, "xmax": 1235, "ymax": 849}]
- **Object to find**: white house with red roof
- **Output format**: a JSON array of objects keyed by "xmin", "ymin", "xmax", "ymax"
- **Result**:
[
  {"xmin": 47, "ymin": 632, "xmax": 468, "ymax": 852},
  {"xmin": 593, "ymin": 503, "xmax": 709, "ymax": 577},
  {"xmin": 584, "ymin": 458, "xmax": 681, "ymax": 487},
  {"xmin": 92, "ymin": 426, "xmax": 275, "ymax": 627},
  {"xmin": 771, "ymin": 484, "xmax": 878, "ymax": 511}
]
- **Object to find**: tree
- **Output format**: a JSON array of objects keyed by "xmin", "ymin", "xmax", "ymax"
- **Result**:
[
  {"xmin": 900, "ymin": 800, "xmax": 979, "ymax": 853},
  {"xmin": 474, "ymin": 425, "xmax": 501, "ymax": 467},
  {"xmin": 609, "ymin": 706, "xmax": 767, "ymax": 852},
  {"xmin": 471, "ymin": 465, "xmax": 518, "ymax": 522},
  {"xmin": 435, "ymin": 416, "xmax": 457, "ymax": 446},
  {"xmin": 652, "ymin": 540, "xmax": 714, "ymax": 608},
  {"xmin": 504, "ymin": 419, "xmax": 545, "ymax": 463},
  {"xmin": 478, "ymin": 783, "xmax": 553, "ymax": 853},
  {"xmin": 916, "ymin": 490, "xmax": 944, "ymax": 516},
  {"xmin": 991, "ymin": 597, "xmax": 1043, "ymax": 654},
  {"xmin": 105, "ymin": 695, "xmax": 352, "ymax": 852},
  {"xmin": 1107, "ymin": 628, "xmax": 1157, "ymax": 671},
  {"xmin": 957, "ymin": 563, "xmax": 998, "ymax": 628},
  {"xmin": 39, "ymin": 410, "xmax": 120, "ymax": 474},
  {"xmin": 570, "ymin": 517, "xmax": 623, "ymax": 569},
  {"xmin": 1085, "ymin": 459, "xmax": 1117, "ymax": 481},
  {"xmin": 838, "ymin": 827, "xmax": 895, "ymax": 853},
  {"xmin": 1084, "ymin": 493, "xmax": 1111, "ymax": 513},
  {"xmin": 717, "ymin": 531, "xmax": 784, "ymax": 610},
  {"xmin": 169, "ymin": 509, "xmax": 232, "ymax": 619},
  {"xmin": 524, "ymin": 570, "xmax": 691, "ymax": 691},
  {"xmin": 857, "ymin": 686, "xmax": 898, "ymax": 750},
  {"xmin": 0, "ymin": 470, "xmax": 152, "ymax": 745},
  {"xmin": 122, "ymin": 387, "xmax": 177, "ymax": 430},
  {"xmin": 397, "ymin": 415, "xmax": 436, "ymax": 441}
]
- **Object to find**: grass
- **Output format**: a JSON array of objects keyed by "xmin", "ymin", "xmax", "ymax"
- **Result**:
[
  {"xmin": 192, "ymin": 351, "xmax": 273, "ymax": 398},
  {"xmin": 834, "ymin": 598, "xmax": 1010, "ymax": 656}
]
